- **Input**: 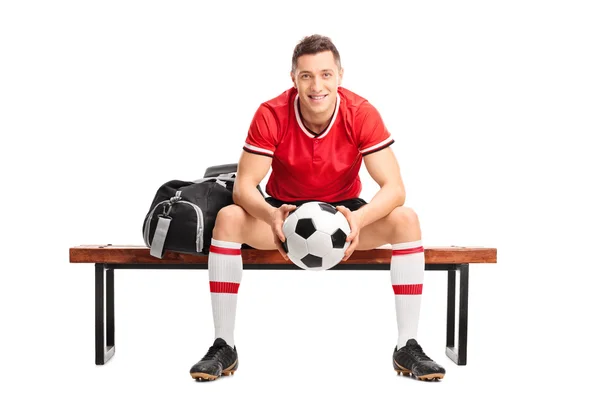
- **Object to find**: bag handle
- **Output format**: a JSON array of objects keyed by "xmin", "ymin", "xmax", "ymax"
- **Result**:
[{"xmin": 193, "ymin": 173, "xmax": 236, "ymax": 188}]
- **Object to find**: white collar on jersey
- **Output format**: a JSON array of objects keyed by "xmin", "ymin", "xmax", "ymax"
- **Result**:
[{"xmin": 294, "ymin": 93, "xmax": 340, "ymax": 139}]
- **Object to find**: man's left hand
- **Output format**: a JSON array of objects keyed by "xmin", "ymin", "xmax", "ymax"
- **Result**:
[{"xmin": 335, "ymin": 206, "xmax": 365, "ymax": 262}]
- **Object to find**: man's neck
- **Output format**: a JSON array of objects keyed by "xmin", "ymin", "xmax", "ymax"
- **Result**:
[{"xmin": 299, "ymin": 103, "xmax": 336, "ymax": 134}]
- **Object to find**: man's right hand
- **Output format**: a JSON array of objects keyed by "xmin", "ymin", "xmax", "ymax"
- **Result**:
[{"xmin": 270, "ymin": 204, "xmax": 297, "ymax": 261}]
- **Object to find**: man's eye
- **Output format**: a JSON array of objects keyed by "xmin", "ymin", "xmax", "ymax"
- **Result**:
[
  {"xmin": 324, "ymin": 73, "xmax": 332, "ymax": 78},
  {"xmin": 301, "ymin": 74, "xmax": 310, "ymax": 79}
]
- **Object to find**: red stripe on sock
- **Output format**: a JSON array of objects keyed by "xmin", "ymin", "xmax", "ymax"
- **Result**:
[
  {"xmin": 210, "ymin": 281, "xmax": 240, "ymax": 294},
  {"xmin": 393, "ymin": 284, "xmax": 423, "ymax": 295},
  {"xmin": 392, "ymin": 246, "xmax": 424, "ymax": 256},
  {"xmin": 210, "ymin": 245, "xmax": 241, "ymax": 255}
]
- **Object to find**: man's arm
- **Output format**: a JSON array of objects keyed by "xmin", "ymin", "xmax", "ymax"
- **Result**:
[
  {"xmin": 232, "ymin": 150, "xmax": 277, "ymax": 224},
  {"xmin": 356, "ymin": 147, "xmax": 406, "ymax": 228}
]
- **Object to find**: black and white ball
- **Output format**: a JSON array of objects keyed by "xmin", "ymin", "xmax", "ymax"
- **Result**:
[{"xmin": 281, "ymin": 201, "xmax": 351, "ymax": 271}]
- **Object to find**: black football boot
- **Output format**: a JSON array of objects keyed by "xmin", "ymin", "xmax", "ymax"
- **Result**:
[
  {"xmin": 190, "ymin": 338, "xmax": 238, "ymax": 381},
  {"xmin": 393, "ymin": 339, "xmax": 445, "ymax": 381}
]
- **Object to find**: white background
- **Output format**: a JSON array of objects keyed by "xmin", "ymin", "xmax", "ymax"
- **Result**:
[{"xmin": 1, "ymin": 0, "xmax": 599, "ymax": 398}]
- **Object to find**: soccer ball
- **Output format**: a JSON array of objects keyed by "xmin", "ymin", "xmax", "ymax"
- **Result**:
[{"xmin": 281, "ymin": 201, "xmax": 351, "ymax": 271}]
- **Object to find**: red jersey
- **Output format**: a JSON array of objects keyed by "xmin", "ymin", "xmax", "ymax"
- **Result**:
[{"xmin": 243, "ymin": 87, "xmax": 394, "ymax": 203}]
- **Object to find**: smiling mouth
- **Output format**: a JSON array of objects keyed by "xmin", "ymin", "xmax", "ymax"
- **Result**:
[{"xmin": 308, "ymin": 94, "xmax": 327, "ymax": 101}]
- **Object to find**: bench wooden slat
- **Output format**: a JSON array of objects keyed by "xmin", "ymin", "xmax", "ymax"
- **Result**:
[{"xmin": 69, "ymin": 245, "xmax": 497, "ymax": 265}]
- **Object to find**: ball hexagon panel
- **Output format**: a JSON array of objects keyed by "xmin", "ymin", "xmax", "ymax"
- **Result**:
[
  {"xmin": 333, "ymin": 211, "xmax": 351, "ymax": 234},
  {"xmin": 312, "ymin": 210, "xmax": 351, "ymax": 236},
  {"xmin": 282, "ymin": 213, "xmax": 299, "ymax": 239},
  {"xmin": 285, "ymin": 233, "xmax": 308, "ymax": 258},
  {"xmin": 322, "ymin": 248, "xmax": 345, "ymax": 269},
  {"xmin": 292, "ymin": 202, "xmax": 324, "ymax": 220},
  {"xmin": 306, "ymin": 230, "xmax": 335, "ymax": 257}
]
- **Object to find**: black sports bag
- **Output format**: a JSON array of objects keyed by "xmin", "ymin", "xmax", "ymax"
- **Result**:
[{"xmin": 142, "ymin": 163, "xmax": 252, "ymax": 258}]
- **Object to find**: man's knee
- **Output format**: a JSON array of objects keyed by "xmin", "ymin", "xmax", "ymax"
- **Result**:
[
  {"xmin": 213, "ymin": 204, "xmax": 247, "ymax": 238},
  {"xmin": 388, "ymin": 206, "xmax": 421, "ymax": 239}
]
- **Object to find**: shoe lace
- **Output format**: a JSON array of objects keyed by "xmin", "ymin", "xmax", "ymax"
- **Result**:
[
  {"xmin": 201, "ymin": 344, "xmax": 224, "ymax": 361},
  {"xmin": 407, "ymin": 343, "xmax": 433, "ymax": 363}
]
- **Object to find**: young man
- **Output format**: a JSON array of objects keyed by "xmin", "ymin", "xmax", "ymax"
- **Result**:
[{"xmin": 189, "ymin": 34, "xmax": 445, "ymax": 382}]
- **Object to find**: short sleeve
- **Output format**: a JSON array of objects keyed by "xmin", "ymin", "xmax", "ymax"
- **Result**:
[
  {"xmin": 355, "ymin": 102, "xmax": 394, "ymax": 156},
  {"xmin": 243, "ymin": 104, "xmax": 278, "ymax": 158}
]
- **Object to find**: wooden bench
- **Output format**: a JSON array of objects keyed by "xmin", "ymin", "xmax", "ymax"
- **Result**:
[{"xmin": 69, "ymin": 244, "xmax": 497, "ymax": 366}]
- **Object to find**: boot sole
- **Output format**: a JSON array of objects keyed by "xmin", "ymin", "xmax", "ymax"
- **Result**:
[
  {"xmin": 191, "ymin": 359, "xmax": 238, "ymax": 381},
  {"xmin": 394, "ymin": 360, "xmax": 444, "ymax": 381}
]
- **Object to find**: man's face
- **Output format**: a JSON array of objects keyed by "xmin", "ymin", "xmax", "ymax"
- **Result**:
[{"xmin": 291, "ymin": 51, "xmax": 343, "ymax": 117}]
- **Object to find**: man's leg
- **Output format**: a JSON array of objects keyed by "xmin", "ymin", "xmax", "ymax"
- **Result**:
[
  {"xmin": 190, "ymin": 204, "xmax": 276, "ymax": 381},
  {"xmin": 209, "ymin": 204, "xmax": 277, "ymax": 347},
  {"xmin": 356, "ymin": 206, "xmax": 445, "ymax": 380},
  {"xmin": 356, "ymin": 206, "xmax": 423, "ymax": 347}
]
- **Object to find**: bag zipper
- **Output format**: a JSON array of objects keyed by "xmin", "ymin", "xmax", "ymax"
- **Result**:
[
  {"xmin": 143, "ymin": 198, "xmax": 204, "ymax": 253},
  {"xmin": 179, "ymin": 200, "xmax": 205, "ymax": 252}
]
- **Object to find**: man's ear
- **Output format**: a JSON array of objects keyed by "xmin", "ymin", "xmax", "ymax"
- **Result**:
[
  {"xmin": 338, "ymin": 67, "xmax": 344, "ymax": 86},
  {"xmin": 290, "ymin": 71, "xmax": 296, "ymax": 88}
]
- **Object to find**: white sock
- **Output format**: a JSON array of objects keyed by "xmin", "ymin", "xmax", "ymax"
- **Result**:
[
  {"xmin": 391, "ymin": 240, "xmax": 425, "ymax": 349},
  {"xmin": 208, "ymin": 238, "xmax": 242, "ymax": 347}
]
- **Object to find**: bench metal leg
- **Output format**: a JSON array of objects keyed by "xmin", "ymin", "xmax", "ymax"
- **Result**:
[
  {"xmin": 95, "ymin": 263, "xmax": 115, "ymax": 365},
  {"xmin": 445, "ymin": 263, "xmax": 469, "ymax": 365}
]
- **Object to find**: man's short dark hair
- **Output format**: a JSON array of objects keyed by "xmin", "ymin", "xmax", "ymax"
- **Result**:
[{"xmin": 291, "ymin": 34, "xmax": 342, "ymax": 73}]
